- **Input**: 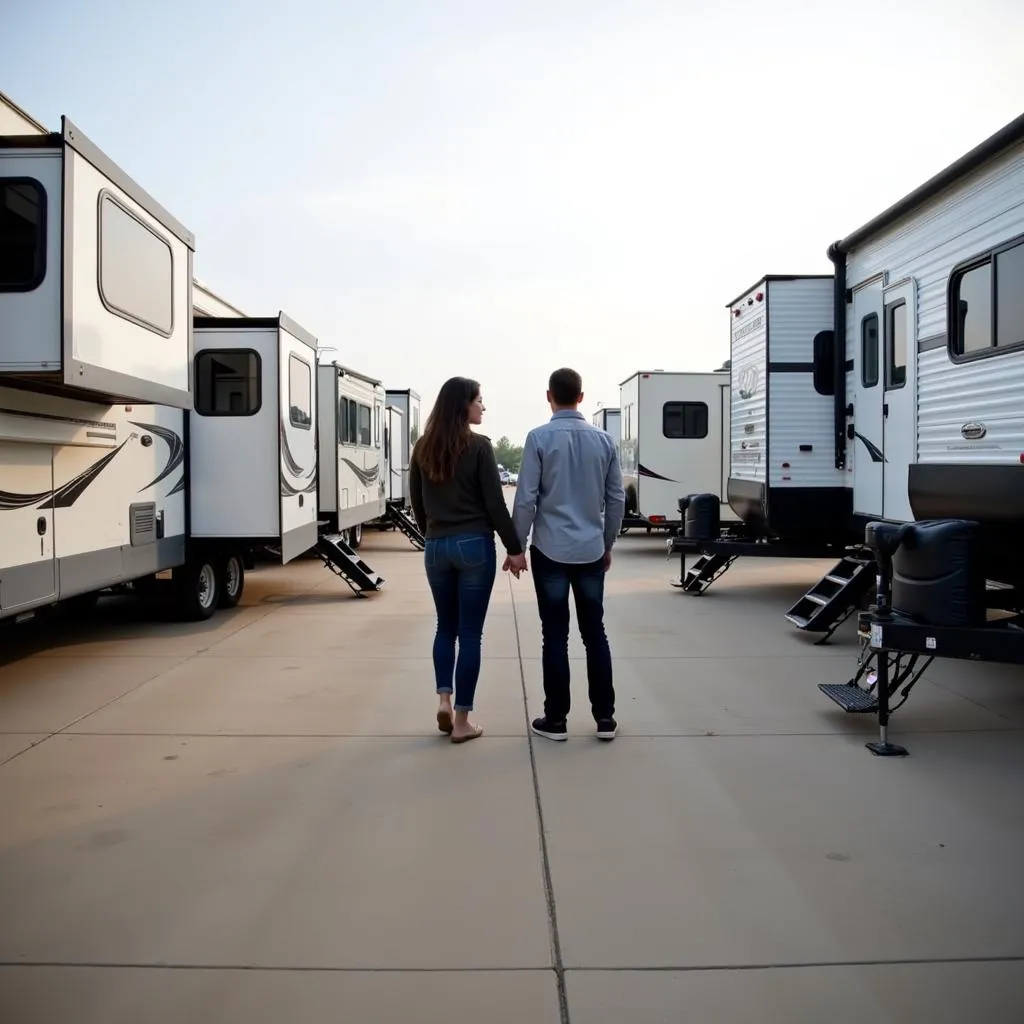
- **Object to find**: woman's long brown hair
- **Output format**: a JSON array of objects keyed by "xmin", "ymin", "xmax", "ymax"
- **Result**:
[{"xmin": 413, "ymin": 376, "xmax": 480, "ymax": 482}]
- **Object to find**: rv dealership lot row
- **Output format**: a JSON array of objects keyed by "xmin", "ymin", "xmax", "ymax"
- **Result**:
[{"xmin": 1, "ymin": 532, "xmax": 1024, "ymax": 1022}]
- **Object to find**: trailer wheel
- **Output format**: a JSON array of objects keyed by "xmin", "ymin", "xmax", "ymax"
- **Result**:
[
  {"xmin": 350, "ymin": 523, "xmax": 363, "ymax": 549},
  {"xmin": 217, "ymin": 553, "xmax": 245, "ymax": 609},
  {"xmin": 174, "ymin": 557, "xmax": 219, "ymax": 621}
]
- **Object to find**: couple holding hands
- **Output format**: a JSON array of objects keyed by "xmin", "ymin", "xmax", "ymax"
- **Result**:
[{"xmin": 409, "ymin": 368, "xmax": 626, "ymax": 745}]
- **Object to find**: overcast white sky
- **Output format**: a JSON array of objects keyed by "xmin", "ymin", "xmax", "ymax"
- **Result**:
[{"xmin": 6, "ymin": 0, "xmax": 1024, "ymax": 441}]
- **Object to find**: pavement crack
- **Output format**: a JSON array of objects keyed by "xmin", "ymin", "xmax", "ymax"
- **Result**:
[{"xmin": 509, "ymin": 575, "xmax": 570, "ymax": 1024}]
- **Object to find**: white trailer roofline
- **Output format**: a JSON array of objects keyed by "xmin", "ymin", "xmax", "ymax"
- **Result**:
[
  {"xmin": 0, "ymin": 117, "xmax": 196, "ymax": 249},
  {"xmin": 193, "ymin": 314, "xmax": 317, "ymax": 353}
]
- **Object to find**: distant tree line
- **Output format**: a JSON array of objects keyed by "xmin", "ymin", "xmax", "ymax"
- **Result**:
[{"xmin": 493, "ymin": 436, "xmax": 524, "ymax": 473}]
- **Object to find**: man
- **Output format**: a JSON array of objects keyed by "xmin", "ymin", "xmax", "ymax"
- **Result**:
[{"xmin": 509, "ymin": 368, "xmax": 626, "ymax": 741}]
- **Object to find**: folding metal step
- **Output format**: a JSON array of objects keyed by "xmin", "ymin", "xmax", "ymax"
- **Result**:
[
  {"xmin": 681, "ymin": 553, "xmax": 736, "ymax": 594},
  {"xmin": 385, "ymin": 503, "xmax": 425, "ymax": 549},
  {"xmin": 784, "ymin": 554, "xmax": 875, "ymax": 643},
  {"xmin": 316, "ymin": 534, "xmax": 385, "ymax": 596},
  {"xmin": 817, "ymin": 681, "xmax": 879, "ymax": 713}
]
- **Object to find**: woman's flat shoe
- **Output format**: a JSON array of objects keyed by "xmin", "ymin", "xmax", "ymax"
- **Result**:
[
  {"xmin": 437, "ymin": 708, "xmax": 454, "ymax": 734},
  {"xmin": 450, "ymin": 724, "xmax": 484, "ymax": 744}
]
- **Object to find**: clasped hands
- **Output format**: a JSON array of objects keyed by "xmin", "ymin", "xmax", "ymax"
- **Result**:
[{"xmin": 502, "ymin": 553, "xmax": 528, "ymax": 578}]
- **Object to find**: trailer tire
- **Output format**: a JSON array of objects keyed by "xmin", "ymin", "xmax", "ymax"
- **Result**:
[
  {"xmin": 174, "ymin": 557, "xmax": 219, "ymax": 621},
  {"xmin": 217, "ymin": 552, "xmax": 245, "ymax": 609},
  {"xmin": 349, "ymin": 523, "xmax": 363, "ymax": 550}
]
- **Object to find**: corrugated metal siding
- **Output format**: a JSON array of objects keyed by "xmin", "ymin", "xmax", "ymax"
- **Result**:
[
  {"xmin": 767, "ymin": 373, "xmax": 847, "ymax": 488},
  {"xmin": 767, "ymin": 278, "xmax": 833, "ymax": 362},
  {"xmin": 765, "ymin": 278, "xmax": 845, "ymax": 489},
  {"xmin": 847, "ymin": 144, "xmax": 1024, "ymax": 466},
  {"xmin": 729, "ymin": 285, "xmax": 767, "ymax": 485}
]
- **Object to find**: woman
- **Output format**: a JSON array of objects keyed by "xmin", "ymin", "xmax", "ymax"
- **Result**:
[{"xmin": 409, "ymin": 377, "xmax": 527, "ymax": 743}]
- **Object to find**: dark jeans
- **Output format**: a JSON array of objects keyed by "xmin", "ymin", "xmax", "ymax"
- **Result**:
[
  {"xmin": 424, "ymin": 533, "xmax": 497, "ymax": 711},
  {"xmin": 530, "ymin": 545, "xmax": 614, "ymax": 722}
]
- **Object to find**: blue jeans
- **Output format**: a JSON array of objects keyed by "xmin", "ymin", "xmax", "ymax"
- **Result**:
[
  {"xmin": 424, "ymin": 533, "xmax": 497, "ymax": 711},
  {"xmin": 530, "ymin": 544, "xmax": 615, "ymax": 722}
]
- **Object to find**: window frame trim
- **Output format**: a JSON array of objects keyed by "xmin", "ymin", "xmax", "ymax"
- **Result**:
[
  {"xmin": 661, "ymin": 399, "xmax": 709, "ymax": 440},
  {"xmin": 947, "ymin": 230, "xmax": 1024, "ymax": 365},
  {"xmin": 0, "ymin": 176, "xmax": 48, "ymax": 294},
  {"xmin": 194, "ymin": 348, "xmax": 263, "ymax": 418},
  {"xmin": 884, "ymin": 299, "xmax": 907, "ymax": 392},
  {"xmin": 288, "ymin": 352, "xmax": 313, "ymax": 431},
  {"xmin": 860, "ymin": 312, "xmax": 879, "ymax": 389},
  {"xmin": 95, "ymin": 189, "xmax": 175, "ymax": 338}
]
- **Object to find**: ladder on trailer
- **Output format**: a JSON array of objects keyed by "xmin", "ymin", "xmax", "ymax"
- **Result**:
[
  {"xmin": 385, "ymin": 503, "xmax": 425, "ymax": 549},
  {"xmin": 316, "ymin": 534, "xmax": 385, "ymax": 596}
]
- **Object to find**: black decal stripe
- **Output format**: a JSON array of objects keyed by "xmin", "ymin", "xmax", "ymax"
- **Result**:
[
  {"xmin": 853, "ymin": 431, "xmax": 886, "ymax": 463},
  {"xmin": 0, "ymin": 488, "xmax": 53, "ymax": 510},
  {"xmin": 280, "ymin": 424, "xmax": 305, "ymax": 477},
  {"xmin": 637, "ymin": 463, "xmax": 676, "ymax": 483},
  {"xmin": 167, "ymin": 474, "xmax": 185, "ymax": 496},
  {"xmin": 341, "ymin": 458, "xmax": 380, "ymax": 487},
  {"xmin": 130, "ymin": 420, "xmax": 184, "ymax": 492},
  {"xmin": 41, "ymin": 442, "xmax": 129, "ymax": 509}
]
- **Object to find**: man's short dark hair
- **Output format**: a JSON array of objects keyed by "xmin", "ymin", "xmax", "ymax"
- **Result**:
[{"xmin": 549, "ymin": 367, "xmax": 583, "ymax": 406}]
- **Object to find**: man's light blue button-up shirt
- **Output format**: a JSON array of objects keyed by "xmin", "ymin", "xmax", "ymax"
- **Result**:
[{"xmin": 512, "ymin": 410, "xmax": 626, "ymax": 565}]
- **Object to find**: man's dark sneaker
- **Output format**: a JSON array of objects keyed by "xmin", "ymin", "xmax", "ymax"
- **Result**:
[
  {"xmin": 596, "ymin": 718, "xmax": 618, "ymax": 741},
  {"xmin": 531, "ymin": 717, "xmax": 568, "ymax": 741}
]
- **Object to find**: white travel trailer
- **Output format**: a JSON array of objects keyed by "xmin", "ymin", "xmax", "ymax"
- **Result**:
[
  {"xmin": 591, "ymin": 406, "xmax": 621, "ymax": 449},
  {"xmin": 819, "ymin": 110, "xmax": 1024, "ymax": 587},
  {"xmin": 726, "ymin": 275, "xmax": 849, "ymax": 544},
  {"xmin": 618, "ymin": 370, "xmax": 733, "ymax": 531},
  {"xmin": 812, "ymin": 111, "xmax": 1024, "ymax": 750},
  {"xmin": 384, "ymin": 387, "xmax": 421, "ymax": 507},
  {"xmin": 0, "ymin": 115, "xmax": 195, "ymax": 619},
  {"xmin": 316, "ymin": 362, "xmax": 387, "ymax": 548}
]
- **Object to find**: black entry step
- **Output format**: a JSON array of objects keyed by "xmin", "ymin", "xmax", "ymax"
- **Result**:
[
  {"xmin": 316, "ymin": 533, "xmax": 385, "ymax": 596},
  {"xmin": 817, "ymin": 682, "xmax": 879, "ymax": 713},
  {"xmin": 680, "ymin": 553, "xmax": 736, "ymax": 594},
  {"xmin": 385, "ymin": 503, "xmax": 425, "ymax": 549},
  {"xmin": 785, "ymin": 554, "xmax": 875, "ymax": 642}
]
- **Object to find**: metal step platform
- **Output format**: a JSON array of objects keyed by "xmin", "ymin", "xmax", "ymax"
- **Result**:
[
  {"xmin": 316, "ymin": 533, "xmax": 385, "ymax": 596},
  {"xmin": 385, "ymin": 503, "xmax": 425, "ymax": 549},
  {"xmin": 678, "ymin": 552, "xmax": 737, "ymax": 594},
  {"xmin": 785, "ymin": 554, "xmax": 876, "ymax": 643}
]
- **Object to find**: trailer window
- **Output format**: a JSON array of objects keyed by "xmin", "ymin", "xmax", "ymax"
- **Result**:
[
  {"xmin": 663, "ymin": 401, "xmax": 708, "ymax": 439},
  {"xmin": 288, "ymin": 354, "xmax": 312, "ymax": 429},
  {"xmin": 358, "ymin": 404, "xmax": 372, "ymax": 446},
  {"xmin": 861, "ymin": 314, "xmax": 879, "ymax": 388},
  {"xmin": 885, "ymin": 301, "xmax": 906, "ymax": 390},
  {"xmin": 374, "ymin": 402, "xmax": 381, "ymax": 446},
  {"xmin": 950, "ymin": 236, "xmax": 1024, "ymax": 360},
  {"xmin": 97, "ymin": 191, "xmax": 173, "ymax": 336},
  {"xmin": 195, "ymin": 350, "xmax": 261, "ymax": 416},
  {"xmin": 338, "ymin": 397, "xmax": 349, "ymax": 442},
  {"xmin": 0, "ymin": 178, "xmax": 46, "ymax": 292}
]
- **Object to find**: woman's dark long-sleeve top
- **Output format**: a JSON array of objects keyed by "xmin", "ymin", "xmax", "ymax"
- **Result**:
[{"xmin": 409, "ymin": 433, "xmax": 523, "ymax": 556}]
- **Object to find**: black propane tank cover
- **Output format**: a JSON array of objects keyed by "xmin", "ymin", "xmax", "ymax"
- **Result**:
[
  {"xmin": 685, "ymin": 492, "xmax": 721, "ymax": 541},
  {"xmin": 891, "ymin": 519, "xmax": 984, "ymax": 628}
]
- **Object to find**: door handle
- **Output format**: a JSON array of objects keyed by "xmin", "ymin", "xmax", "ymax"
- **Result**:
[
  {"xmin": 883, "ymin": 403, "xmax": 889, "ymax": 417},
  {"xmin": 36, "ymin": 516, "xmax": 47, "ymax": 536}
]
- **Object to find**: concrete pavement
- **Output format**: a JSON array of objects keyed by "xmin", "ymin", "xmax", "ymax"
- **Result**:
[{"xmin": 1, "ymin": 528, "xmax": 1024, "ymax": 1021}]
